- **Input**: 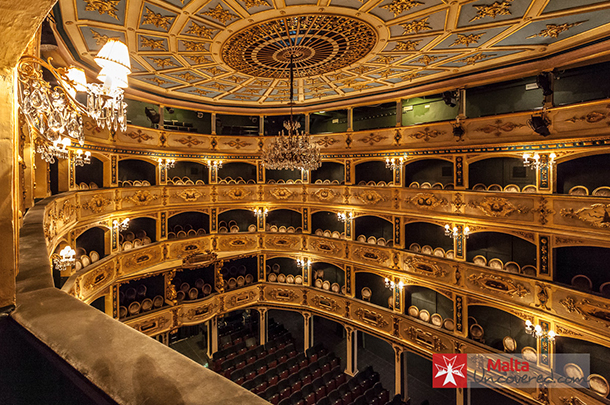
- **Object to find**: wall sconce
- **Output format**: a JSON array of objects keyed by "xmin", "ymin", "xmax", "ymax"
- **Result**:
[
  {"xmin": 522, "ymin": 152, "xmax": 556, "ymax": 170},
  {"xmin": 18, "ymin": 39, "xmax": 131, "ymax": 163},
  {"xmin": 113, "ymin": 218, "xmax": 130, "ymax": 231},
  {"xmin": 52, "ymin": 246, "xmax": 76, "ymax": 271},
  {"xmin": 525, "ymin": 320, "xmax": 556, "ymax": 341},
  {"xmin": 445, "ymin": 224, "xmax": 469, "ymax": 239},
  {"xmin": 253, "ymin": 207, "xmax": 268, "ymax": 219},
  {"xmin": 296, "ymin": 257, "xmax": 310, "ymax": 268},
  {"xmin": 385, "ymin": 154, "xmax": 407, "ymax": 170},
  {"xmin": 158, "ymin": 158, "xmax": 176, "ymax": 170},
  {"xmin": 73, "ymin": 149, "xmax": 91, "ymax": 166},
  {"xmin": 337, "ymin": 211, "xmax": 353, "ymax": 223},
  {"xmin": 384, "ymin": 278, "xmax": 404, "ymax": 291},
  {"xmin": 205, "ymin": 159, "xmax": 223, "ymax": 169}
]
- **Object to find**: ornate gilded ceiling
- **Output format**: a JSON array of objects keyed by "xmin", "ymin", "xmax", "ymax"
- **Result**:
[{"xmin": 55, "ymin": 0, "xmax": 610, "ymax": 107}]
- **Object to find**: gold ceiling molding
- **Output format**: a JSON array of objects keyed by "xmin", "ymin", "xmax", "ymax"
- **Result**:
[
  {"xmin": 185, "ymin": 22, "xmax": 215, "ymax": 39},
  {"xmin": 140, "ymin": 36, "xmax": 166, "ymax": 51},
  {"xmin": 142, "ymin": 7, "xmax": 173, "ymax": 30},
  {"xmin": 405, "ymin": 193, "xmax": 448, "ymax": 209},
  {"xmin": 468, "ymin": 196, "xmax": 531, "ymax": 217},
  {"xmin": 399, "ymin": 16, "xmax": 431, "ymax": 34},
  {"xmin": 467, "ymin": 273, "xmax": 529, "ymax": 298},
  {"xmin": 381, "ymin": 0, "xmax": 423, "ymax": 17},
  {"xmin": 84, "ymin": 0, "xmax": 120, "ymax": 19},
  {"xmin": 451, "ymin": 33, "xmax": 484, "ymax": 47},
  {"xmin": 474, "ymin": 119, "xmax": 526, "ymax": 136},
  {"xmin": 470, "ymin": 1, "xmax": 513, "ymax": 22},
  {"xmin": 202, "ymin": 4, "xmax": 239, "ymax": 24},
  {"xmin": 560, "ymin": 204, "xmax": 610, "ymax": 229},
  {"xmin": 527, "ymin": 21, "xmax": 586, "ymax": 39}
]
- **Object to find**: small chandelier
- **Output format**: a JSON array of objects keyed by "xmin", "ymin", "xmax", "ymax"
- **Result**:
[
  {"xmin": 18, "ymin": 39, "xmax": 131, "ymax": 163},
  {"xmin": 384, "ymin": 278, "xmax": 404, "ymax": 291},
  {"xmin": 385, "ymin": 154, "xmax": 407, "ymax": 170},
  {"xmin": 52, "ymin": 246, "xmax": 76, "ymax": 271},
  {"xmin": 523, "ymin": 152, "xmax": 556, "ymax": 170},
  {"xmin": 113, "ymin": 218, "xmax": 130, "ymax": 231},
  {"xmin": 262, "ymin": 54, "xmax": 321, "ymax": 171},
  {"xmin": 445, "ymin": 224, "xmax": 470, "ymax": 239},
  {"xmin": 337, "ymin": 211, "xmax": 353, "ymax": 223},
  {"xmin": 73, "ymin": 149, "xmax": 91, "ymax": 166},
  {"xmin": 525, "ymin": 320, "xmax": 556, "ymax": 341},
  {"xmin": 296, "ymin": 257, "xmax": 310, "ymax": 268},
  {"xmin": 205, "ymin": 159, "xmax": 223, "ymax": 169},
  {"xmin": 253, "ymin": 207, "xmax": 268, "ymax": 219},
  {"xmin": 158, "ymin": 158, "xmax": 176, "ymax": 170}
]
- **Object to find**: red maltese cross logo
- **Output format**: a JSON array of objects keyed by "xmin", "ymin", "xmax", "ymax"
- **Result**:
[{"xmin": 432, "ymin": 354, "xmax": 467, "ymax": 388}]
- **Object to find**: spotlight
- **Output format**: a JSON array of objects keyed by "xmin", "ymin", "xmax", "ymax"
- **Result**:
[
  {"xmin": 165, "ymin": 106, "xmax": 175, "ymax": 114},
  {"xmin": 144, "ymin": 107, "xmax": 160, "ymax": 126},
  {"xmin": 536, "ymin": 72, "xmax": 553, "ymax": 96},
  {"xmin": 442, "ymin": 91, "xmax": 457, "ymax": 107},
  {"xmin": 528, "ymin": 114, "xmax": 551, "ymax": 137}
]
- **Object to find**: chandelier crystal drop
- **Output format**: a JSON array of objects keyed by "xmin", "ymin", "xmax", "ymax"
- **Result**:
[{"xmin": 262, "ymin": 53, "xmax": 321, "ymax": 171}]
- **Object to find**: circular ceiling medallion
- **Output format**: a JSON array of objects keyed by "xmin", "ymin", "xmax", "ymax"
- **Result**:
[{"xmin": 221, "ymin": 14, "xmax": 377, "ymax": 79}]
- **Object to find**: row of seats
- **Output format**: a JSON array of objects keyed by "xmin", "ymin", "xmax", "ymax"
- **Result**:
[{"xmin": 218, "ymin": 333, "xmax": 295, "ymax": 377}]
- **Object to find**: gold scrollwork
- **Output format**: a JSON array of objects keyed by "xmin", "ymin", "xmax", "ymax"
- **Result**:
[
  {"xmin": 354, "ymin": 190, "xmax": 387, "ymax": 205},
  {"xmin": 122, "ymin": 190, "xmax": 159, "ymax": 206},
  {"xmin": 131, "ymin": 315, "xmax": 170, "ymax": 334},
  {"xmin": 474, "ymin": 119, "xmax": 525, "ymax": 136},
  {"xmin": 405, "ymin": 326, "xmax": 447, "ymax": 352},
  {"xmin": 80, "ymin": 194, "xmax": 112, "ymax": 213},
  {"xmin": 222, "ymin": 188, "xmax": 252, "ymax": 200},
  {"xmin": 309, "ymin": 239, "xmax": 341, "ymax": 255},
  {"xmin": 173, "ymin": 188, "xmax": 204, "ymax": 202},
  {"xmin": 313, "ymin": 188, "xmax": 340, "ymax": 202},
  {"xmin": 353, "ymin": 246, "xmax": 389, "ymax": 264},
  {"xmin": 560, "ymin": 296, "xmax": 610, "ymax": 328},
  {"xmin": 354, "ymin": 308, "xmax": 389, "ymax": 329},
  {"xmin": 468, "ymin": 197, "xmax": 531, "ymax": 217},
  {"xmin": 266, "ymin": 235, "xmax": 299, "ymax": 249},
  {"xmin": 409, "ymin": 127, "xmax": 445, "ymax": 142},
  {"xmin": 81, "ymin": 262, "xmax": 114, "ymax": 293},
  {"xmin": 560, "ymin": 204, "xmax": 610, "ymax": 229},
  {"xmin": 228, "ymin": 291, "xmax": 256, "ymax": 306},
  {"xmin": 268, "ymin": 288, "xmax": 299, "ymax": 302},
  {"xmin": 467, "ymin": 273, "xmax": 529, "ymax": 298},
  {"xmin": 311, "ymin": 295, "xmax": 340, "ymax": 312},
  {"xmin": 404, "ymin": 257, "xmax": 448, "ymax": 278},
  {"xmin": 185, "ymin": 303, "xmax": 217, "ymax": 321},
  {"xmin": 219, "ymin": 237, "xmax": 256, "ymax": 250},
  {"xmin": 269, "ymin": 187, "xmax": 295, "ymax": 200},
  {"xmin": 405, "ymin": 193, "xmax": 448, "ymax": 209}
]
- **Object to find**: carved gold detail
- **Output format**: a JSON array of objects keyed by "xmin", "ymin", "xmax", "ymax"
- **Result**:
[
  {"xmin": 91, "ymin": 29, "xmax": 116, "ymax": 46},
  {"xmin": 381, "ymin": 0, "xmax": 423, "ymax": 17},
  {"xmin": 269, "ymin": 187, "xmax": 295, "ymax": 200},
  {"xmin": 393, "ymin": 40, "xmax": 421, "ymax": 51},
  {"xmin": 535, "ymin": 282, "xmax": 550, "ymax": 311},
  {"xmin": 468, "ymin": 197, "xmax": 531, "ymax": 217},
  {"xmin": 565, "ymin": 107, "xmax": 610, "ymax": 124},
  {"xmin": 142, "ymin": 7, "xmax": 174, "ymax": 30},
  {"xmin": 150, "ymin": 57, "xmax": 176, "ymax": 69},
  {"xmin": 146, "ymin": 77, "xmax": 169, "ymax": 86},
  {"xmin": 222, "ymin": 188, "xmax": 252, "ymax": 200},
  {"xmin": 268, "ymin": 288, "xmax": 299, "ymax": 302},
  {"xmin": 405, "ymin": 257, "xmax": 448, "ymax": 278},
  {"xmin": 462, "ymin": 53, "xmax": 495, "ymax": 65},
  {"xmin": 84, "ymin": 0, "xmax": 120, "ymax": 19},
  {"xmin": 311, "ymin": 295, "xmax": 339, "ymax": 312},
  {"xmin": 353, "ymin": 246, "xmax": 389, "ymax": 264},
  {"xmin": 310, "ymin": 239, "xmax": 341, "ymax": 255},
  {"xmin": 554, "ymin": 237, "xmax": 584, "ymax": 245},
  {"xmin": 316, "ymin": 136, "xmax": 339, "ymax": 148},
  {"xmin": 313, "ymin": 188, "xmax": 340, "ymax": 202},
  {"xmin": 405, "ymin": 327, "xmax": 447, "ymax": 352},
  {"xmin": 405, "ymin": 193, "xmax": 448, "ymax": 209},
  {"xmin": 561, "ymin": 204, "xmax": 610, "ymax": 229},
  {"xmin": 354, "ymin": 190, "xmax": 387, "ymax": 205},
  {"xmin": 229, "ymin": 291, "xmax": 256, "ymax": 306},
  {"xmin": 176, "ymin": 135, "xmax": 204, "ymax": 147},
  {"xmin": 80, "ymin": 194, "xmax": 112, "ymax": 213},
  {"xmin": 468, "ymin": 273, "xmax": 529, "ymax": 298},
  {"xmin": 81, "ymin": 262, "xmax": 114, "ymax": 294},
  {"xmin": 560, "ymin": 297, "xmax": 610, "ymax": 328},
  {"xmin": 451, "ymin": 33, "xmax": 484, "ymax": 47},
  {"xmin": 414, "ymin": 55, "xmax": 440, "ymax": 66},
  {"xmin": 470, "ymin": 1, "xmax": 513, "ymax": 22},
  {"xmin": 131, "ymin": 315, "xmax": 170, "ymax": 334},
  {"xmin": 355, "ymin": 308, "xmax": 389, "ymax": 328},
  {"xmin": 527, "ymin": 21, "xmax": 586, "ymax": 39},
  {"xmin": 219, "ymin": 236, "xmax": 257, "ymax": 250},
  {"xmin": 409, "ymin": 127, "xmax": 445, "ymax": 142},
  {"xmin": 534, "ymin": 197, "xmax": 554, "ymax": 225},
  {"xmin": 240, "ymin": 0, "xmax": 270, "ymax": 8},
  {"xmin": 266, "ymin": 235, "xmax": 299, "ymax": 249},
  {"xmin": 140, "ymin": 36, "xmax": 166, "ymax": 51},
  {"xmin": 559, "ymin": 396, "xmax": 588, "ymax": 405},
  {"xmin": 399, "ymin": 17, "xmax": 431, "ymax": 34},
  {"xmin": 475, "ymin": 119, "xmax": 525, "ymax": 136},
  {"xmin": 201, "ymin": 4, "xmax": 239, "ymax": 24},
  {"xmin": 123, "ymin": 190, "xmax": 159, "ymax": 206},
  {"xmin": 182, "ymin": 41, "xmax": 207, "ymax": 52},
  {"xmin": 185, "ymin": 22, "xmax": 215, "ymax": 39},
  {"xmin": 359, "ymin": 133, "xmax": 388, "ymax": 145},
  {"xmin": 185, "ymin": 303, "xmax": 217, "ymax": 321}
]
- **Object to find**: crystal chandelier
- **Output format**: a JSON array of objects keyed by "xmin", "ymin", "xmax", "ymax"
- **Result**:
[
  {"xmin": 262, "ymin": 54, "xmax": 321, "ymax": 171},
  {"xmin": 52, "ymin": 246, "xmax": 76, "ymax": 272},
  {"xmin": 522, "ymin": 152, "xmax": 556, "ymax": 170},
  {"xmin": 18, "ymin": 39, "xmax": 131, "ymax": 163}
]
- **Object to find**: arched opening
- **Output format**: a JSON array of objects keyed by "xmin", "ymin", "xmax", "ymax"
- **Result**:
[
  {"xmin": 311, "ymin": 161, "xmax": 344, "ymax": 184},
  {"xmin": 404, "ymin": 158, "xmax": 454, "ymax": 189},
  {"xmin": 357, "ymin": 330, "xmax": 395, "ymax": 398},
  {"xmin": 354, "ymin": 215, "xmax": 393, "ymax": 246},
  {"xmin": 554, "ymin": 246, "xmax": 610, "ymax": 295},
  {"xmin": 75, "ymin": 226, "xmax": 108, "ymax": 267},
  {"xmin": 355, "ymin": 272, "xmax": 392, "ymax": 310},
  {"xmin": 469, "ymin": 157, "xmax": 535, "ymax": 191},
  {"xmin": 167, "ymin": 161, "xmax": 208, "ymax": 185},
  {"xmin": 312, "ymin": 211, "xmax": 344, "ymax": 237},
  {"xmin": 118, "ymin": 273, "xmax": 166, "ymax": 320},
  {"xmin": 220, "ymin": 256, "xmax": 257, "ymax": 291},
  {"xmin": 118, "ymin": 159, "xmax": 156, "ymax": 186},
  {"xmin": 467, "ymin": 232, "xmax": 536, "ymax": 272},
  {"xmin": 266, "ymin": 257, "xmax": 301, "ymax": 284},
  {"xmin": 556, "ymin": 336, "xmax": 610, "ymax": 389},
  {"xmin": 355, "ymin": 161, "xmax": 393, "ymax": 185},
  {"xmin": 75, "ymin": 156, "xmax": 104, "ymax": 189},
  {"xmin": 265, "ymin": 168, "xmax": 301, "ymax": 184},
  {"xmin": 404, "ymin": 222, "xmax": 453, "ymax": 257},
  {"xmin": 168, "ymin": 212, "xmax": 209, "ymax": 239},
  {"xmin": 218, "ymin": 209, "xmax": 256, "ymax": 233},
  {"xmin": 467, "ymin": 305, "xmax": 536, "ymax": 353},
  {"xmin": 218, "ymin": 162, "xmax": 256, "ymax": 183},
  {"xmin": 404, "ymin": 285, "xmax": 453, "ymax": 328},
  {"xmin": 311, "ymin": 262, "xmax": 344, "ymax": 294},
  {"xmin": 557, "ymin": 153, "xmax": 610, "ymax": 195},
  {"xmin": 119, "ymin": 217, "xmax": 156, "ymax": 250},
  {"xmin": 406, "ymin": 351, "xmax": 456, "ymax": 405},
  {"xmin": 266, "ymin": 209, "xmax": 302, "ymax": 232},
  {"xmin": 173, "ymin": 263, "xmax": 215, "ymax": 301}
]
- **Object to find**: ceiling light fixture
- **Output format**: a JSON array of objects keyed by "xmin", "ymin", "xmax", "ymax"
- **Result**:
[{"xmin": 262, "ymin": 54, "xmax": 321, "ymax": 171}]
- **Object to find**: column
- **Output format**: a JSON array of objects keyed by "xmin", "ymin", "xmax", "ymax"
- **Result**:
[
  {"xmin": 345, "ymin": 326, "xmax": 358, "ymax": 376},
  {"xmin": 259, "ymin": 114, "xmax": 264, "ymax": 136},
  {"xmin": 454, "ymin": 155, "xmax": 466, "ymax": 190},
  {"xmin": 303, "ymin": 312, "xmax": 313, "ymax": 352},
  {"xmin": 208, "ymin": 316, "xmax": 218, "ymax": 357},
  {"xmin": 458, "ymin": 88, "xmax": 466, "ymax": 118},
  {"xmin": 395, "ymin": 100, "xmax": 402, "ymax": 127},
  {"xmin": 457, "ymin": 387, "xmax": 466, "ymax": 405},
  {"xmin": 259, "ymin": 307, "xmax": 268, "ymax": 345},
  {"xmin": 393, "ymin": 345, "xmax": 405, "ymax": 398},
  {"xmin": 211, "ymin": 112, "xmax": 216, "ymax": 135},
  {"xmin": 347, "ymin": 107, "xmax": 353, "ymax": 132},
  {"xmin": 305, "ymin": 113, "xmax": 310, "ymax": 134}
]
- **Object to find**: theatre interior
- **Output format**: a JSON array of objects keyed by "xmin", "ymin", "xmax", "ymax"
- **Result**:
[{"xmin": 3, "ymin": 0, "xmax": 610, "ymax": 404}]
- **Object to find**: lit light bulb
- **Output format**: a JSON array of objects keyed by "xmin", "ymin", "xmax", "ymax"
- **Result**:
[{"xmin": 525, "ymin": 320, "xmax": 532, "ymax": 327}]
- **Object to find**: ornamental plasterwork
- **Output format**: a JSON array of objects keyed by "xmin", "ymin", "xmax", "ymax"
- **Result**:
[
  {"xmin": 228, "ymin": 290, "xmax": 257, "ymax": 306},
  {"xmin": 266, "ymin": 236, "xmax": 300, "ymax": 249},
  {"xmin": 150, "ymin": 57, "xmax": 176, "ymax": 68},
  {"xmin": 311, "ymin": 295, "xmax": 340, "ymax": 313},
  {"xmin": 467, "ymin": 273, "xmax": 529, "ymax": 298},
  {"xmin": 142, "ymin": 7, "xmax": 173, "ymax": 30},
  {"xmin": 560, "ymin": 204, "xmax": 610, "ymax": 229},
  {"xmin": 224, "ymin": 139, "xmax": 252, "ymax": 149},
  {"xmin": 315, "ymin": 136, "xmax": 339, "ymax": 148},
  {"xmin": 240, "ymin": 0, "xmax": 270, "ymax": 8},
  {"xmin": 80, "ymin": 194, "xmax": 112, "ymax": 213},
  {"xmin": 185, "ymin": 303, "xmax": 217, "ymax": 321},
  {"xmin": 312, "ymin": 188, "xmax": 340, "ymax": 202},
  {"xmin": 381, "ymin": 0, "xmax": 423, "ymax": 17},
  {"xmin": 309, "ymin": 239, "xmax": 342, "ymax": 255},
  {"xmin": 130, "ymin": 315, "xmax": 171, "ymax": 334},
  {"xmin": 201, "ymin": 4, "xmax": 239, "ymax": 24},
  {"xmin": 81, "ymin": 262, "xmax": 114, "ymax": 293},
  {"xmin": 219, "ymin": 236, "xmax": 257, "ymax": 250},
  {"xmin": 352, "ymin": 246, "xmax": 390, "ymax": 264},
  {"xmin": 409, "ymin": 127, "xmax": 445, "ymax": 142},
  {"xmin": 405, "ymin": 193, "xmax": 448, "ymax": 209},
  {"xmin": 269, "ymin": 187, "xmax": 296, "ymax": 200},
  {"xmin": 354, "ymin": 308, "xmax": 389, "ymax": 329},
  {"xmin": 468, "ymin": 196, "xmax": 531, "ymax": 217},
  {"xmin": 354, "ymin": 190, "xmax": 387, "ymax": 205},
  {"xmin": 527, "ymin": 21, "xmax": 586, "ymax": 39},
  {"xmin": 451, "ymin": 33, "xmax": 484, "ymax": 47},
  {"xmin": 560, "ymin": 296, "xmax": 610, "ymax": 330},
  {"xmin": 125, "ymin": 129, "xmax": 153, "ymax": 143},
  {"xmin": 358, "ymin": 133, "xmax": 388, "ymax": 146},
  {"xmin": 565, "ymin": 105, "xmax": 610, "ymax": 124},
  {"xmin": 268, "ymin": 288, "xmax": 299, "ymax": 302},
  {"xmin": 474, "ymin": 119, "xmax": 525, "ymax": 136},
  {"xmin": 222, "ymin": 188, "xmax": 252, "ymax": 200},
  {"xmin": 122, "ymin": 190, "xmax": 159, "ymax": 206},
  {"xmin": 399, "ymin": 16, "xmax": 431, "ymax": 34},
  {"xmin": 173, "ymin": 189, "xmax": 204, "ymax": 202},
  {"xmin": 84, "ymin": 0, "xmax": 120, "ymax": 19},
  {"xmin": 140, "ymin": 36, "xmax": 166, "ymax": 50},
  {"xmin": 404, "ymin": 257, "xmax": 448, "ymax": 278},
  {"xmin": 470, "ymin": 1, "xmax": 513, "ymax": 22},
  {"xmin": 176, "ymin": 136, "xmax": 204, "ymax": 147},
  {"xmin": 185, "ymin": 22, "xmax": 215, "ymax": 39}
]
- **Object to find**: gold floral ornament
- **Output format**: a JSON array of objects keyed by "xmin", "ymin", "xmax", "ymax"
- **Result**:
[
  {"xmin": 80, "ymin": 194, "xmax": 112, "ymax": 213},
  {"xmin": 354, "ymin": 190, "xmax": 387, "ymax": 205},
  {"xmin": 313, "ymin": 188, "xmax": 339, "ymax": 202},
  {"xmin": 187, "ymin": 55, "xmax": 213, "ymax": 64},
  {"xmin": 468, "ymin": 197, "xmax": 531, "ymax": 217},
  {"xmin": 185, "ymin": 22, "xmax": 215, "ymax": 39},
  {"xmin": 174, "ymin": 189, "xmax": 204, "ymax": 202},
  {"xmin": 467, "ymin": 273, "xmax": 529, "ymax": 298},
  {"xmin": 222, "ymin": 188, "xmax": 252, "ymax": 200},
  {"xmin": 201, "ymin": 4, "xmax": 239, "ymax": 24},
  {"xmin": 177, "ymin": 72, "xmax": 199, "ymax": 82},
  {"xmin": 414, "ymin": 55, "xmax": 440, "ymax": 66},
  {"xmin": 311, "ymin": 295, "xmax": 339, "ymax": 312},
  {"xmin": 141, "ymin": 7, "xmax": 174, "ymax": 30},
  {"xmin": 140, "ymin": 36, "xmax": 166, "ymax": 51},
  {"xmin": 461, "ymin": 53, "xmax": 494, "ymax": 65},
  {"xmin": 381, "ymin": 0, "xmax": 423, "ymax": 17},
  {"xmin": 123, "ymin": 190, "xmax": 159, "ymax": 206},
  {"xmin": 470, "ymin": 1, "xmax": 513, "ymax": 22},
  {"xmin": 240, "ymin": 0, "xmax": 270, "ymax": 8},
  {"xmin": 404, "ymin": 257, "xmax": 447, "ymax": 278},
  {"xmin": 560, "ymin": 204, "xmax": 610, "ymax": 229},
  {"xmin": 399, "ymin": 17, "xmax": 431, "ymax": 34},
  {"xmin": 126, "ymin": 129, "xmax": 153, "ymax": 143},
  {"xmin": 354, "ymin": 308, "xmax": 389, "ymax": 328},
  {"xmin": 146, "ymin": 77, "xmax": 169, "ymax": 86},
  {"xmin": 151, "ymin": 57, "xmax": 176, "ymax": 68},
  {"xmin": 353, "ymin": 246, "xmax": 389, "ymax": 264},
  {"xmin": 527, "ymin": 21, "xmax": 586, "ymax": 39},
  {"xmin": 451, "ymin": 33, "xmax": 484, "ymax": 47},
  {"xmin": 405, "ymin": 193, "xmax": 448, "ymax": 209},
  {"xmin": 269, "ymin": 187, "xmax": 295, "ymax": 200},
  {"xmin": 182, "ymin": 40, "xmax": 207, "ymax": 52},
  {"xmin": 84, "ymin": 0, "xmax": 121, "ymax": 19},
  {"xmin": 393, "ymin": 40, "xmax": 421, "ymax": 51},
  {"xmin": 91, "ymin": 29, "xmax": 117, "ymax": 46},
  {"xmin": 409, "ymin": 127, "xmax": 445, "ymax": 142},
  {"xmin": 475, "ymin": 119, "xmax": 525, "ymax": 136},
  {"xmin": 268, "ymin": 288, "xmax": 299, "ymax": 302}
]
